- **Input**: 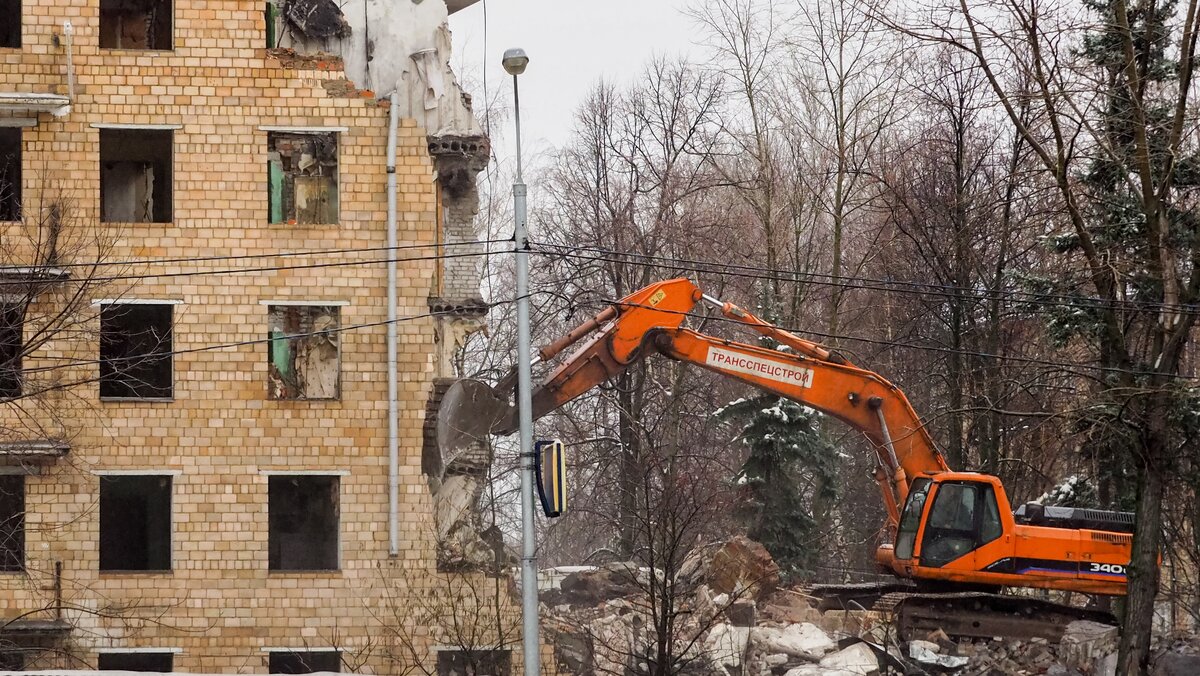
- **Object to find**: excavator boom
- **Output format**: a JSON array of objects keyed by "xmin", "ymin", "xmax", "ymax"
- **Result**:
[
  {"xmin": 441, "ymin": 278, "xmax": 1134, "ymax": 609},
  {"xmin": 493, "ymin": 278, "xmax": 948, "ymax": 527}
]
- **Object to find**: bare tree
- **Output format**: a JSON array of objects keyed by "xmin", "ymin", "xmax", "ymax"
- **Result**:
[{"xmin": 889, "ymin": 0, "xmax": 1200, "ymax": 669}]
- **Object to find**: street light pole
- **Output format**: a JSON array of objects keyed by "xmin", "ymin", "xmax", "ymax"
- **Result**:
[{"xmin": 503, "ymin": 46, "xmax": 540, "ymax": 676}]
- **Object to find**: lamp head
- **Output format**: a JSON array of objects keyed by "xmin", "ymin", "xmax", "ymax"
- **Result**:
[{"xmin": 502, "ymin": 48, "xmax": 530, "ymax": 76}]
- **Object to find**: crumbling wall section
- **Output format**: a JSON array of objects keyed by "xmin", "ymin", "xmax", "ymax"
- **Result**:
[{"xmin": 272, "ymin": 0, "xmax": 482, "ymax": 139}]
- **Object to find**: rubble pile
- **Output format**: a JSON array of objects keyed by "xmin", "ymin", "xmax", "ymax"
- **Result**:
[{"xmin": 539, "ymin": 537, "xmax": 1199, "ymax": 676}]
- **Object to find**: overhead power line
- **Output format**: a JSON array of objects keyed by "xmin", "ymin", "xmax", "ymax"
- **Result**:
[
  {"xmin": 529, "ymin": 241, "xmax": 1199, "ymax": 315},
  {"xmin": 597, "ymin": 297, "xmax": 1199, "ymax": 382},
  {"xmin": 8, "ymin": 298, "xmax": 521, "ymax": 402},
  {"xmin": 0, "ymin": 243, "xmax": 508, "ymax": 287},
  {"xmin": 0, "ymin": 239, "xmax": 508, "ymax": 273}
]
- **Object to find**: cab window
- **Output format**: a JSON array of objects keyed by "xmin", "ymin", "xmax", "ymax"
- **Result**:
[
  {"xmin": 894, "ymin": 478, "xmax": 931, "ymax": 560},
  {"xmin": 920, "ymin": 481, "xmax": 1003, "ymax": 568}
]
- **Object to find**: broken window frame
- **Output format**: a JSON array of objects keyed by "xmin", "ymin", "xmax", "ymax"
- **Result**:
[
  {"xmin": 0, "ymin": 0, "xmax": 19, "ymax": 49},
  {"xmin": 99, "ymin": 301, "xmax": 175, "ymax": 401},
  {"xmin": 99, "ymin": 127, "xmax": 174, "ymax": 224},
  {"xmin": 267, "ymin": 474, "xmax": 340, "ymax": 572},
  {"xmin": 0, "ymin": 302, "xmax": 24, "ymax": 399},
  {"xmin": 98, "ymin": 474, "xmax": 173, "ymax": 573},
  {"xmin": 0, "ymin": 126, "xmax": 20, "ymax": 221},
  {"xmin": 98, "ymin": 0, "xmax": 174, "ymax": 50},
  {"xmin": 0, "ymin": 475, "xmax": 24, "ymax": 573},
  {"xmin": 266, "ymin": 130, "xmax": 340, "ymax": 226},
  {"xmin": 97, "ymin": 650, "xmax": 175, "ymax": 672},
  {"xmin": 266, "ymin": 304, "xmax": 341, "ymax": 401},
  {"xmin": 267, "ymin": 649, "xmax": 342, "ymax": 674}
]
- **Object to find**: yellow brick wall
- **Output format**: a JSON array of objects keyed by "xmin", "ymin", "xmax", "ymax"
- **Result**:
[{"xmin": 0, "ymin": 1, "xmax": 505, "ymax": 672}]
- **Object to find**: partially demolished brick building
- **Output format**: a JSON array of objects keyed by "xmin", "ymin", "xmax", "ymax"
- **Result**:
[{"xmin": 0, "ymin": 0, "xmax": 497, "ymax": 671}]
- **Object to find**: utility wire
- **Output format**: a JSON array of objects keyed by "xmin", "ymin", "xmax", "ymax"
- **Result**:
[
  {"xmin": 0, "ymin": 246, "xmax": 507, "ymax": 287},
  {"xmin": 7, "ymin": 299, "xmax": 521, "ymax": 402},
  {"xmin": 596, "ymin": 297, "xmax": 1200, "ymax": 382},
  {"xmin": 529, "ymin": 240, "xmax": 1200, "ymax": 315},
  {"xmin": 0, "ymin": 239, "xmax": 506, "ymax": 273}
]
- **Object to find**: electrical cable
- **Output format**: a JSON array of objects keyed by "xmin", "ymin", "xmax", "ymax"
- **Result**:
[
  {"xmin": 593, "ymin": 297, "xmax": 1200, "ymax": 381},
  {"xmin": 0, "ymin": 240, "xmax": 509, "ymax": 286},
  {"xmin": 6, "ymin": 297, "xmax": 524, "ymax": 402},
  {"xmin": 529, "ymin": 240, "xmax": 1200, "ymax": 315}
]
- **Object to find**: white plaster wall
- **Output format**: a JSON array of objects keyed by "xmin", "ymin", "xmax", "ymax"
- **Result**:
[{"xmin": 280, "ymin": 0, "xmax": 482, "ymax": 136}]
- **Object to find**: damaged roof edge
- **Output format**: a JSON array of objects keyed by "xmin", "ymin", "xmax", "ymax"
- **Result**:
[{"xmin": 445, "ymin": 0, "xmax": 483, "ymax": 15}]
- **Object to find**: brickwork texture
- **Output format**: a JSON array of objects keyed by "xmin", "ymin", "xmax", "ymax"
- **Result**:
[{"xmin": 0, "ymin": 1, "xmax": 508, "ymax": 672}]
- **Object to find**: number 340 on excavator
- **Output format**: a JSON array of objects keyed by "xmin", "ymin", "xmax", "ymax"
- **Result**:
[{"xmin": 435, "ymin": 278, "xmax": 1136, "ymax": 639}]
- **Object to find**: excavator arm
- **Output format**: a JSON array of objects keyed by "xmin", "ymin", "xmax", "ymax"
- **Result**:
[{"xmin": 494, "ymin": 278, "xmax": 950, "ymax": 528}]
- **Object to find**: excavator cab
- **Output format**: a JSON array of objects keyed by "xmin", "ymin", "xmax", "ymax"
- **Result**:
[
  {"xmin": 894, "ymin": 476, "xmax": 1005, "ymax": 570},
  {"xmin": 887, "ymin": 473, "xmax": 1131, "ymax": 595}
]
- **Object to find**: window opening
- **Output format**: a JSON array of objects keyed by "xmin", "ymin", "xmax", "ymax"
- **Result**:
[
  {"xmin": 100, "ymin": 129, "xmax": 173, "ymax": 223},
  {"xmin": 893, "ymin": 477, "xmax": 930, "ymax": 561},
  {"xmin": 0, "ymin": 650, "xmax": 24, "ymax": 671},
  {"xmin": 267, "ymin": 305, "xmax": 340, "ymax": 400},
  {"xmin": 268, "ymin": 650, "xmax": 340, "ymax": 674},
  {"xmin": 268, "ymin": 476, "xmax": 339, "ymax": 571},
  {"xmin": 267, "ymin": 132, "xmax": 338, "ymax": 224},
  {"xmin": 99, "ymin": 475, "xmax": 171, "ymax": 571},
  {"xmin": 0, "ymin": 1, "xmax": 18, "ymax": 48},
  {"xmin": 99, "ymin": 0, "xmax": 172, "ymax": 49},
  {"xmin": 98, "ymin": 652, "xmax": 174, "ymax": 672},
  {"xmin": 437, "ymin": 649, "xmax": 512, "ymax": 676},
  {"xmin": 0, "ymin": 303, "xmax": 24, "ymax": 398},
  {"xmin": 100, "ymin": 303, "xmax": 173, "ymax": 399},
  {"xmin": 0, "ymin": 475, "xmax": 24, "ymax": 572},
  {"xmin": 0, "ymin": 128, "xmax": 19, "ymax": 220}
]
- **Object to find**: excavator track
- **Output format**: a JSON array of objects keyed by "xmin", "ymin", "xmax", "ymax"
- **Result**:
[
  {"xmin": 801, "ymin": 581, "xmax": 918, "ymax": 613},
  {"xmin": 872, "ymin": 591, "xmax": 1118, "ymax": 642}
]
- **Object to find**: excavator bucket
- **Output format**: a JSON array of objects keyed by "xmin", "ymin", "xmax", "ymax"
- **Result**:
[{"xmin": 432, "ymin": 378, "xmax": 516, "ymax": 465}]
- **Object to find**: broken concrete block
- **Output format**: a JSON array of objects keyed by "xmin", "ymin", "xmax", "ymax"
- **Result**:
[
  {"xmin": 909, "ymin": 642, "xmax": 968, "ymax": 670},
  {"xmin": 679, "ymin": 536, "xmax": 781, "ymax": 601},
  {"xmin": 817, "ymin": 642, "xmax": 880, "ymax": 675},
  {"xmin": 706, "ymin": 623, "xmax": 750, "ymax": 668},
  {"xmin": 1059, "ymin": 620, "xmax": 1119, "ymax": 673},
  {"xmin": 752, "ymin": 622, "xmax": 835, "ymax": 660},
  {"xmin": 909, "ymin": 639, "xmax": 940, "ymax": 654}
]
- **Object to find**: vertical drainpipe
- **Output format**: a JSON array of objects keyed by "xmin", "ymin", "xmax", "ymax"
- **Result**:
[
  {"xmin": 386, "ymin": 92, "xmax": 401, "ymax": 557},
  {"xmin": 63, "ymin": 21, "xmax": 76, "ymax": 103}
]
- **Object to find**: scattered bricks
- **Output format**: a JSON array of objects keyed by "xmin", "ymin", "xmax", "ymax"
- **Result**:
[{"xmin": 267, "ymin": 47, "xmax": 345, "ymax": 71}]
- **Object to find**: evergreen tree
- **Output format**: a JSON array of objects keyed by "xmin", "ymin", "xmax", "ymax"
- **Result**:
[
  {"xmin": 1017, "ymin": 0, "xmax": 1200, "ymax": 512},
  {"xmin": 717, "ymin": 393, "xmax": 837, "ymax": 576}
]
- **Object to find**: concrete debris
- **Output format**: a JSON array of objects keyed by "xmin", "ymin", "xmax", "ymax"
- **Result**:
[
  {"xmin": 706, "ymin": 623, "xmax": 750, "ymax": 669},
  {"xmin": 752, "ymin": 623, "xmax": 836, "ymax": 660},
  {"xmin": 678, "ymin": 535, "xmax": 781, "ymax": 601},
  {"xmin": 1153, "ymin": 651, "xmax": 1200, "ymax": 676},
  {"xmin": 1059, "ymin": 620, "xmax": 1120, "ymax": 674},
  {"xmin": 284, "ymin": 0, "xmax": 351, "ymax": 39},
  {"xmin": 910, "ymin": 641, "xmax": 969, "ymax": 670},
  {"xmin": 542, "ymin": 562, "xmax": 645, "ymax": 607},
  {"xmin": 817, "ymin": 642, "xmax": 880, "ymax": 675},
  {"xmin": 533, "ymin": 535, "xmax": 1199, "ymax": 676},
  {"xmin": 910, "ymin": 639, "xmax": 941, "ymax": 654}
]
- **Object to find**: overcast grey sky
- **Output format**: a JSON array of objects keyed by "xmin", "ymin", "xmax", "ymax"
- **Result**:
[{"xmin": 449, "ymin": 0, "xmax": 702, "ymax": 154}]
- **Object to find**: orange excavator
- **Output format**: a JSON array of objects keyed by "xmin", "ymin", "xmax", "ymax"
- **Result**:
[{"xmin": 437, "ymin": 278, "xmax": 1134, "ymax": 638}]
